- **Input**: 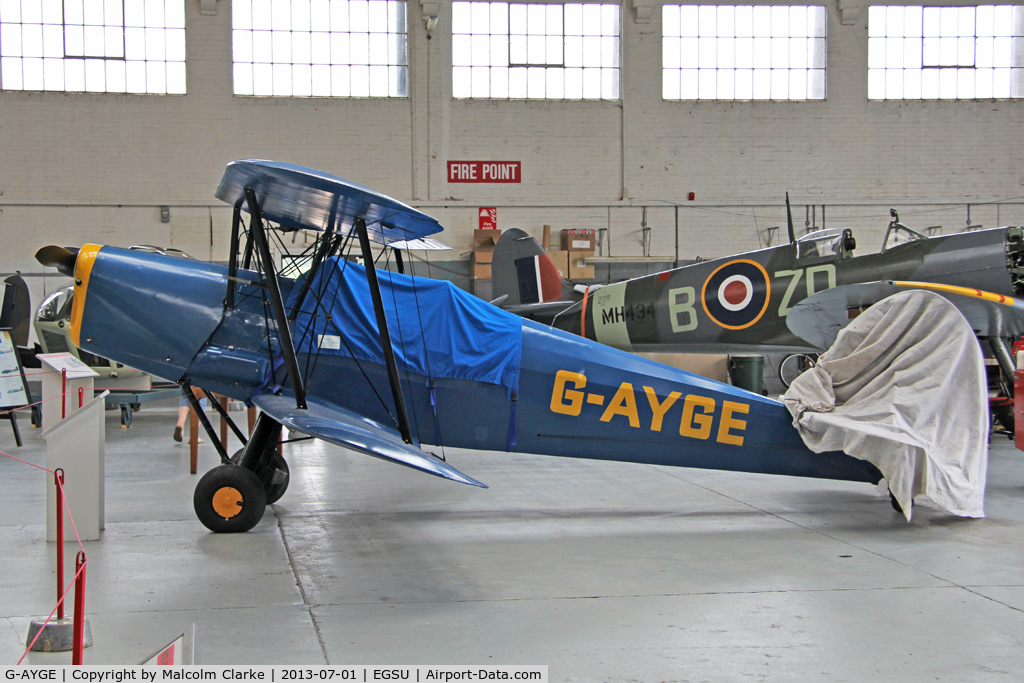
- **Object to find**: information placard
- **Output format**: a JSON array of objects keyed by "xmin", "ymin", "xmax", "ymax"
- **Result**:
[{"xmin": 0, "ymin": 328, "xmax": 29, "ymax": 409}]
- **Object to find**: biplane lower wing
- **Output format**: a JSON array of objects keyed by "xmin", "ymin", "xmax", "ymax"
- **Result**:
[{"xmin": 251, "ymin": 392, "xmax": 487, "ymax": 488}]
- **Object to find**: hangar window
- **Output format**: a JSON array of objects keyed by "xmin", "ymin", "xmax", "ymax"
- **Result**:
[
  {"xmin": 0, "ymin": 0, "xmax": 186, "ymax": 94},
  {"xmin": 868, "ymin": 5, "xmax": 1024, "ymax": 99},
  {"xmin": 232, "ymin": 0, "xmax": 408, "ymax": 97},
  {"xmin": 451, "ymin": 2, "xmax": 621, "ymax": 100},
  {"xmin": 662, "ymin": 5, "xmax": 827, "ymax": 100}
]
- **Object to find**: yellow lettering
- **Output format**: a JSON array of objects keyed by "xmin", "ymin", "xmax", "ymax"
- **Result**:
[
  {"xmin": 680, "ymin": 395, "xmax": 715, "ymax": 440},
  {"xmin": 599, "ymin": 382, "xmax": 640, "ymax": 428},
  {"xmin": 550, "ymin": 370, "xmax": 586, "ymax": 416},
  {"xmin": 643, "ymin": 387, "xmax": 682, "ymax": 432},
  {"xmin": 717, "ymin": 401, "xmax": 749, "ymax": 446}
]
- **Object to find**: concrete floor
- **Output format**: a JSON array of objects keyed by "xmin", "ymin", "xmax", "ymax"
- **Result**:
[{"xmin": 1, "ymin": 400, "xmax": 1023, "ymax": 680}]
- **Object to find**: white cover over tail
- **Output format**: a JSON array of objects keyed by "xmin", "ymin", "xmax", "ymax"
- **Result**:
[{"xmin": 782, "ymin": 291, "xmax": 988, "ymax": 520}]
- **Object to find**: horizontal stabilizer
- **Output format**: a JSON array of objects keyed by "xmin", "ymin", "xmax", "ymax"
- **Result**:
[
  {"xmin": 503, "ymin": 301, "xmax": 579, "ymax": 317},
  {"xmin": 389, "ymin": 237, "xmax": 451, "ymax": 251},
  {"xmin": 251, "ymin": 392, "xmax": 486, "ymax": 488}
]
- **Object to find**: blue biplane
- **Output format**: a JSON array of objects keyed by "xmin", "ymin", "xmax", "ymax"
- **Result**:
[{"xmin": 36, "ymin": 160, "xmax": 884, "ymax": 532}]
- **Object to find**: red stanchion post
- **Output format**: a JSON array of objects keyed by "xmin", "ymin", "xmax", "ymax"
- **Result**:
[
  {"xmin": 61, "ymin": 368, "xmax": 67, "ymax": 420},
  {"xmin": 78, "ymin": 387, "xmax": 84, "ymax": 409},
  {"xmin": 55, "ymin": 469, "xmax": 65, "ymax": 621},
  {"xmin": 72, "ymin": 552, "xmax": 86, "ymax": 665}
]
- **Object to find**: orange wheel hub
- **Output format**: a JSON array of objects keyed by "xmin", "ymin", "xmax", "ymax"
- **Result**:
[{"xmin": 212, "ymin": 486, "xmax": 243, "ymax": 519}]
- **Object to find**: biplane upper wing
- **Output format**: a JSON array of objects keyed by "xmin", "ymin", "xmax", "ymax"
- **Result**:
[
  {"xmin": 215, "ymin": 159, "xmax": 448, "ymax": 249},
  {"xmin": 787, "ymin": 280, "xmax": 1024, "ymax": 349},
  {"xmin": 251, "ymin": 392, "xmax": 487, "ymax": 488}
]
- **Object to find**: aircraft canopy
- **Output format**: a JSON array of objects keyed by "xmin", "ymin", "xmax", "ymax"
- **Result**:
[{"xmin": 288, "ymin": 258, "xmax": 523, "ymax": 392}]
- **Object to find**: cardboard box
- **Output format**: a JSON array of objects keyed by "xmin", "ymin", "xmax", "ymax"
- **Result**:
[
  {"xmin": 569, "ymin": 250, "xmax": 595, "ymax": 280},
  {"xmin": 471, "ymin": 229, "xmax": 501, "ymax": 279},
  {"xmin": 633, "ymin": 353, "xmax": 729, "ymax": 383},
  {"xmin": 471, "ymin": 251, "xmax": 492, "ymax": 279},
  {"xmin": 546, "ymin": 250, "xmax": 568, "ymax": 278},
  {"xmin": 561, "ymin": 229, "xmax": 596, "ymax": 251},
  {"xmin": 471, "ymin": 261, "xmax": 492, "ymax": 279},
  {"xmin": 474, "ymin": 229, "xmax": 501, "ymax": 249}
]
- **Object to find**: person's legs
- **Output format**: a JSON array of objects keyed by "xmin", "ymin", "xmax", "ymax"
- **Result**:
[
  {"xmin": 193, "ymin": 397, "xmax": 206, "ymax": 444},
  {"xmin": 174, "ymin": 395, "xmax": 206, "ymax": 443},
  {"xmin": 174, "ymin": 397, "xmax": 189, "ymax": 442}
]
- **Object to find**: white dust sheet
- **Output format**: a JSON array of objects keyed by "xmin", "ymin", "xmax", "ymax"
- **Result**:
[{"xmin": 782, "ymin": 291, "xmax": 988, "ymax": 520}]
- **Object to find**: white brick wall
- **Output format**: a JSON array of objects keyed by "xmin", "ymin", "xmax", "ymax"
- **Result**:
[{"xmin": 2, "ymin": 1, "xmax": 1023, "ymax": 294}]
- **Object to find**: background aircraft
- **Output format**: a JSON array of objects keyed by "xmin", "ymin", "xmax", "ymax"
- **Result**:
[
  {"xmin": 37, "ymin": 160, "xmax": 900, "ymax": 534},
  {"xmin": 493, "ymin": 210, "xmax": 1024, "ymax": 357}
]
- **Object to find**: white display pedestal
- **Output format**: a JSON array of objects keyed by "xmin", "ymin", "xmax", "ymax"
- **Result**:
[
  {"xmin": 38, "ymin": 353, "xmax": 100, "ymax": 433},
  {"xmin": 40, "ymin": 391, "xmax": 108, "ymax": 542}
]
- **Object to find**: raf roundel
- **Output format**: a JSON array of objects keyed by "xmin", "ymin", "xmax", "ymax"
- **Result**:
[{"xmin": 701, "ymin": 259, "xmax": 771, "ymax": 329}]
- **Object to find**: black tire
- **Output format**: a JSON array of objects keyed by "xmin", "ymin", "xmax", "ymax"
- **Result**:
[
  {"xmin": 264, "ymin": 453, "xmax": 290, "ymax": 505},
  {"xmin": 121, "ymin": 405, "xmax": 132, "ymax": 428},
  {"xmin": 890, "ymin": 492, "xmax": 904, "ymax": 514},
  {"xmin": 232, "ymin": 447, "xmax": 290, "ymax": 504},
  {"xmin": 193, "ymin": 465, "xmax": 267, "ymax": 533}
]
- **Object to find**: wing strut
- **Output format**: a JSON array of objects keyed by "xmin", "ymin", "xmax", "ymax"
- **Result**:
[
  {"xmin": 244, "ymin": 187, "xmax": 308, "ymax": 411},
  {"xmin": 225, "ymin": 201, "xmax": 242, "ymax": 310},
  {"xmin": 354, "ymin": 215, "xmax": 414, "ymax": 445}
]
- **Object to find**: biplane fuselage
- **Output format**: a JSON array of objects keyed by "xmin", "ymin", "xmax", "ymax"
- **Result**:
[{"xmin": 69, "ymin": 243, "xmax": 879, "ymax": 483}]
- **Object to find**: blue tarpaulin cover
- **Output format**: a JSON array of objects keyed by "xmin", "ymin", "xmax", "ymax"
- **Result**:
[{"xmin": 288, "ymin": 258, "xmax": 523, "ymax": 391}]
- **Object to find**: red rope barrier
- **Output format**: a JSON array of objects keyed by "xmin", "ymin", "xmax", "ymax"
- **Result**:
[
  {"xmin": 55, "ymin": 470, "xmax": 65, "ymax": 621},
  {"xmin": 2, "ymin": 451, "xmax": 88, "ymax": 665},
  {"xmin": 72, "ymin": 552, "xmax": 87, "ymax": 665},
  {"xmin": 17, "ymin": 563, "xmax": 85, "ymax": 664}
]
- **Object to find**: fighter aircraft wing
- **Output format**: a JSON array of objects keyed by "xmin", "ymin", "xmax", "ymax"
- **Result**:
[
  {"xmin": 251, "ymin": 392, "xmax": 487, "ymax": 488},
  {"xmin": 787, "ymin": 280, "xmax": 1024, "ymax": 349},
  {"xmin": 215, "ymin": 159, "xmax": 448, "ymax": 249}
]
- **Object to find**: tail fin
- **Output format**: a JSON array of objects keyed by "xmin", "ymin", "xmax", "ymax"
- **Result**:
[
  {"xmin": 1, "ymin": 273, "xmax": 31, "ymax": 347},
  {"xmin": 492, "ymin": 228, "xmax": 574, "ymax": 305}
]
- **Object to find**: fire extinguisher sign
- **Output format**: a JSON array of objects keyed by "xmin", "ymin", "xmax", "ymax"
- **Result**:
[{"xmin": 479, "ymin": 208, "xmax": 497, "ymax": 230}]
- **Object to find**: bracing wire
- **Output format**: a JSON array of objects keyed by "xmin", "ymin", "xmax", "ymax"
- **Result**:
[
  {"xmin": 301, "ymin": 230, "xmax": 398, "ymax": 428},
  {"xmin": 382, "ymin": 247, "xmax": 421, "ymax": 442},
  {"xmin": 407, "ymin": 251, "xmax": 446, "ymax": 459}
]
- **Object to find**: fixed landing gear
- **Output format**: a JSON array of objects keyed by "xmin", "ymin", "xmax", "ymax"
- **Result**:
[
  {"xmin": 194, "ymin": 465, "xmax": 266, "ymax": 533},
  {"xmin": 192, "ymin": 412, "xmax": 290, "ymax": 533}
]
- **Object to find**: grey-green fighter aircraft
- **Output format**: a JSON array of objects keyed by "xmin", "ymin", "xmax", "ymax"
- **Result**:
[{"xmin": 492, "ymin": 208, "xmax": 1024, "ymax": 365}]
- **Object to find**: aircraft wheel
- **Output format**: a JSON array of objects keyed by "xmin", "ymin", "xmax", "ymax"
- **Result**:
[
  {"xmin": 890, "ymin": 492, "xmax": 904, "ymax": 514},
  {"xmin": 194, "ymin": 465, "xmax": 267, "ymax": 533}
]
